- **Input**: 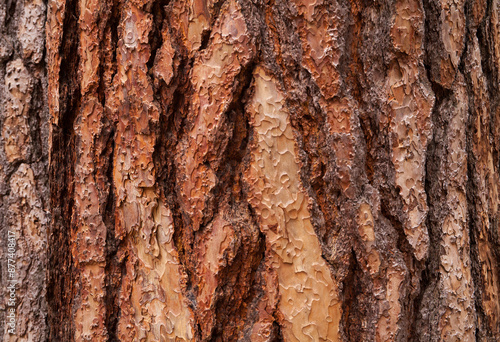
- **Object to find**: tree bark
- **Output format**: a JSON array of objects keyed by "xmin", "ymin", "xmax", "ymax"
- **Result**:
[
  {"xmin": 0, "ymin": 0, "xmax": 49, "ymax": 340},
  {"xmin": 1, "ymin": 0, "xmax": 500, "ymax": 340}
]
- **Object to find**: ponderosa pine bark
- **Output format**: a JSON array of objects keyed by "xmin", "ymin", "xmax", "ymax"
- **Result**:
[
  {"xmin": 0, "ymin": 0, "xmax": 49, "ymax": 340},
  {"xmin": 1, "ymin": 0, "xmax": 500, "ymax": 340}
]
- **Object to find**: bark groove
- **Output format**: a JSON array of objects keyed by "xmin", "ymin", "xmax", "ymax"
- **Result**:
[{"xmin": 1, "ymin": 0, "xmax": 500, "ymax": 340}]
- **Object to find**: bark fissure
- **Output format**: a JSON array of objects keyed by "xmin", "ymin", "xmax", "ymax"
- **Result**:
[{"xmin": 5, "ymin": 0, "xmax": 500, "ymax": 340}]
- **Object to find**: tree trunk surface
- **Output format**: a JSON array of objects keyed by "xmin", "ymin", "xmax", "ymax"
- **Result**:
[{"xmin": 1, "ymin": 0, "xmax": 500, "ymax": 341}]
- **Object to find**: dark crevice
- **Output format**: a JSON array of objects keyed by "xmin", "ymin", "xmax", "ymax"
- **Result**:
[
  {"xmin": 345, "ymin": 0, "xmax": 380, "ymax": 228},
  {"xmin": 208, "ymin": 58, "xmax": 257, "ymax": 225},
  {"xmin": 196, "ymin": 0, "xmax": 228, "ymax": 53},
  {"xmin": 48, "ymin": 132, "xmax": 75, "ymax": 342},
  {"xmin": 209, "ymin": 212, "xmax": 266, "ymax": 341},
  {"xmin": 410, "ymin": 74, "xmax": 452, "ymax": 339},
  {"xmin": 477, "ymin": 0, "xmax": 498, "ymax": 99},
  {"xmin": 92, "ymin": 2, "xmax": 120, "ymax": 339},
  {"xmin": 97, "ymin": 0, "xmax": 120, "ymax": 107},
  {"xmin": 109, "ymin": 4, "xmax": 120, "ymax": 91},
  {"xmin": 461, "ymin": 3, "xmax": 497, "ymax": 337},
  {"xmin": 199, "ymin": 29, "xmax": 211, "ymax": 51},
  {"xmin": 163, "ymin": 95, "xmax": 189, "ymax": 237},
  {"xmin": 194, "ymin": 60, "xmax": 259, "ymax": 340},
  {"xmin": 102, "ymin": 126, "xmax": 120, "ymax": 342},
  {"xmin": 467, "ymin": 158, "xmax": 487, "ymax": 340},
  {"xmin": 475, "ymin": 6, "xmax": 500, "ymax": 176},
  {"xmin": 457, "ymin": 14, "xmax": 471, "ymax": 76},
  {"xmin": 48, "ymin": 0, "xmax": 81, "ymax": 338},
  {"xmin": 57, "ymin": 2, "xmax": 80, "ymax": 144},
  {"xmin": 237, "ymin": 201, "xmax": 280, "ymax": 342},
  {"xmin": 48, "ymin": 0, "xmax": 97, "ymax": 335},
  {"xmin": 158, "ymin": 69, "xmax": 197, "ymax": 322},
  {"xmin": 152, "ymin": 37, "xmax": 198, "ymax": 328},
  {"xmin": 341, "ymin": 249, "xmax": 362, "ymax": 341},
  {"xmin": 210, "ymin": 0, "xmax": 227, "ymax": 25},
  {"xmin": 379, "ymin": 191, "xmax": 424, "ymax": 341},
  {"xmin": 270, "ymin": 320, "xmax": 284, "ymax": 342},
  {"xmin": 379, "ymin": 196, "xmax": 415, "ymax": 261},
  {"xmin": 422, "ymin": 0, "xmax": 446, "ymax": 87},
  {"xmin": 358, "ymin": 115, "xmax": 377, "ymax": 184},
  {"xmin": 409, "ymin": 263, "xmax": 432, "ymax": 341},
  {"xmin": 146, "ymin": 0, "xmax": 167, "ymax": 74},
  {"xmin": 4, "ymin": 0, "xmax": 17, "ymax": 28}
]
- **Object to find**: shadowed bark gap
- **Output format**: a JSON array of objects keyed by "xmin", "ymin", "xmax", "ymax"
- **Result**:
[
  {"xmin": 47, "ymin": 0, "xmax": 81, "ymax": 339},
  {"xmin": 3, "ymin": 0, "xmax": 500, "ymax": 340}
]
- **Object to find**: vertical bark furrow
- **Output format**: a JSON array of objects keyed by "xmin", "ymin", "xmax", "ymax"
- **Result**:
[
  {"xmin": 465, "ymin": 31, "xmax": 500, "ymax": 341},
  {"xmin": 192, "ymin": 200, "xmax": 264, "ymax": 341},
  {"xmin": 107, "ymin": 1, "xmax": 196, "ymax": 340},
  {"xmin": 23, "ymin": 0, "xmax": 500, "ymax": 339},
  {"xmin": 236, "ymin": 253, "xmax": 280, "ymax": 342},
  {"xmin": 414, "ymin": 0, "xmax": 478, "ymax": 337},
  {"xmin": 168, "ymin": 0, "xmax": 212, "ymax": 58},
  {"xmin": 46, "ymin": 0, "xmax": 78, "ymax": 339},
  {"xmin": 416, "ymin": 76, "xmax": 476, "ymax": 341},
  {"xmin": 341, "ymin": 5, "xmax": 398, "ymax": 339},
  {"xmin": 291, "ymin": 0, "xmax": 357, "ymax": 255},
  {"xmin": 170, "ymin": 2, "xmax": 273, "ymax": 339},
  {"xmin": 423, "ymin": 0, "xmax": 466, "ymax": 88},
  {"xmin": 175, "ymin": 0, "xmax": 255, "ymax": 233}
]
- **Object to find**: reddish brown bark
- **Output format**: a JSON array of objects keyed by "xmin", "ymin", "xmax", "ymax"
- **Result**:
[{"xmin": 2, "ymin": 0, "xmax": 500, "ymax": 341}]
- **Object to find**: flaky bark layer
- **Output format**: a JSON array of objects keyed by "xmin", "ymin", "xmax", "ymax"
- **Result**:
[{"xmin": 1, "ymin": 0, "xmax": 499, "ymax": 340}]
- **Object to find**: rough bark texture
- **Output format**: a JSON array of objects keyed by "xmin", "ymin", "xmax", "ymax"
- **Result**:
[
  {"xmin": 0, "ymin": 0, "xmax": 49, "ymax": 340},
  {"xmin": 2, "ymin": 0, "xmax": 500, "ymax": 340}
]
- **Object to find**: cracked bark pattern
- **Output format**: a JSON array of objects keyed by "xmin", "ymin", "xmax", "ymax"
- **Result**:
[
  {"xmin": 0, "ymin": 0, "xmax": 49, "ymax": 341},
  {"xmin": 1, "ymin": 0, "xmax": 500, "ymax": 340}
]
